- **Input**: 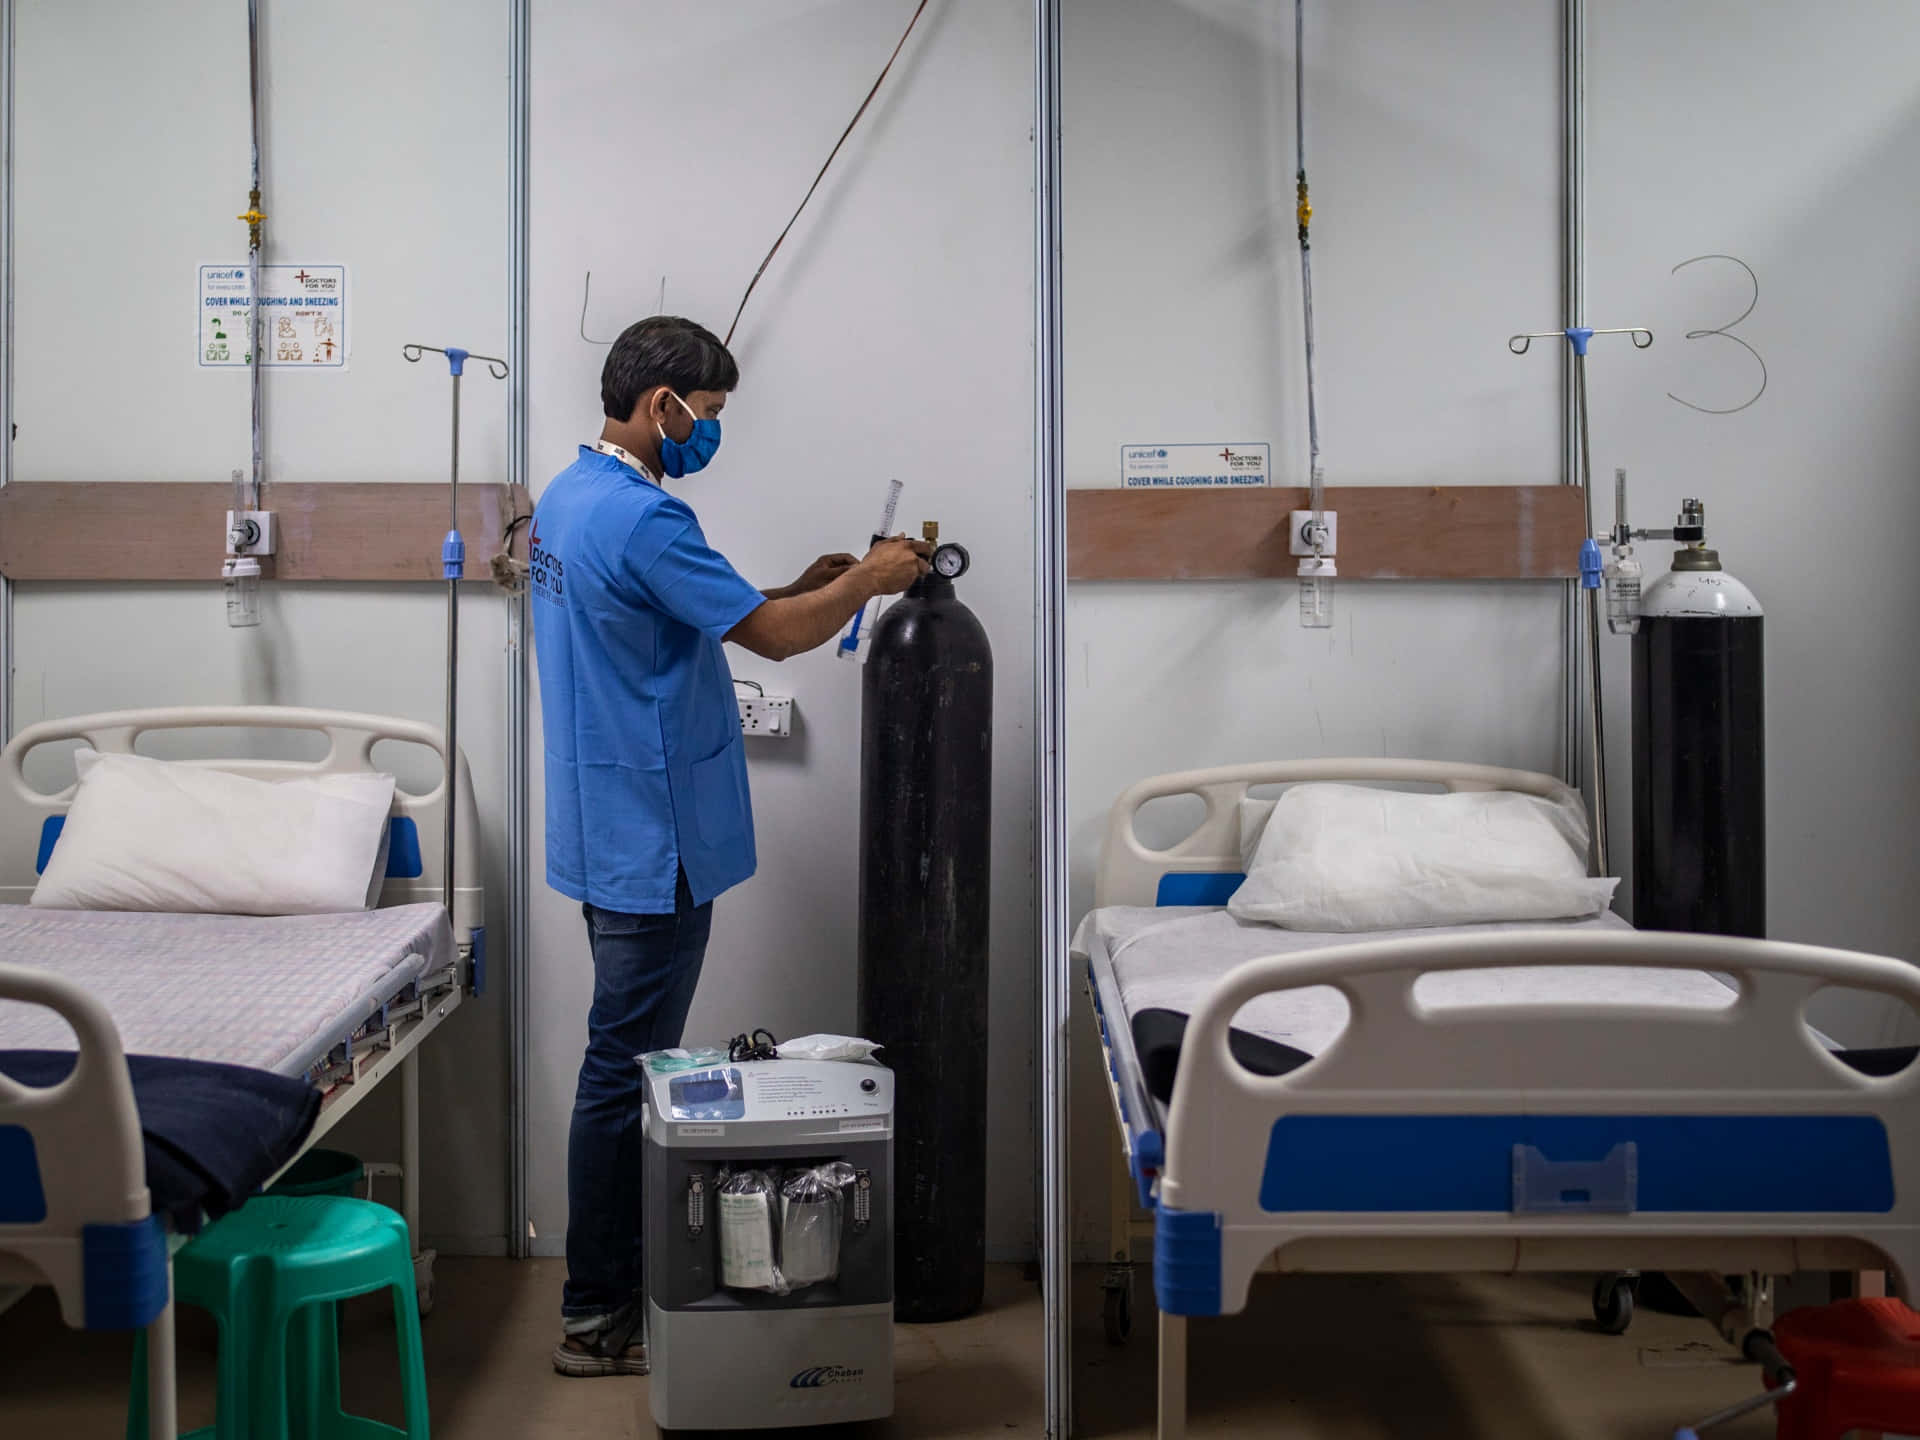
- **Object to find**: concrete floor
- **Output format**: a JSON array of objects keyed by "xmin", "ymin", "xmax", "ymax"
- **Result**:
[{"xmin": 0, "ymin": 1261, "xmax": 1791, "ymax": 1438}]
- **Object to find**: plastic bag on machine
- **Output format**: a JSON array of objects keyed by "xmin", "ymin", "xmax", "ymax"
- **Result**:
[
  {"xmin": 718, "ymin": 1168, "xmax": 787, "ymax": 1294},
  {"xmin": 638, "ymin": 1046, "xmax": 729, "ymax": 1076},
  {"xmin": 776, "ymin": 1034, "xmax": 883, "ymax": 1063},
  {"xmin": 779, "ymin": 1162, "xmax": 858, "ymax": 1289}
]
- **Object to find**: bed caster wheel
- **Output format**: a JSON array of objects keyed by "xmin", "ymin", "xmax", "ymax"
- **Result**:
[
  {"xmin": 414, "ymin": 1248, "xmax": 438, "ymax": 1318},
  {"xmin": 1591, "ymin": 1274, "xmax": 1636, "ymax": 1335},
  {"xmin": 1102, "ymin": 1283, "xmax": 1133, "ymax": 1345}
]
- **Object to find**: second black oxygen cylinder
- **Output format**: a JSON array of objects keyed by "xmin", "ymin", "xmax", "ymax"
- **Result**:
[
  {"xmin": 1631, "ymin": 547, "xmax": 1765, "ymax": 937},
  {"xmin": 857, "ymin": 568, "xmax": 992, "ymax": 1323}
]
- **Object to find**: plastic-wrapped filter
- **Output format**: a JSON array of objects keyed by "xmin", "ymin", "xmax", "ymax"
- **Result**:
[
  {"xmin": 718, "ymin": 1168, "xmax": 785, "ymax": 1293},
  {"xmin": 780, "ymin": 1163, "xmax": 857, "ymax": 1289}
]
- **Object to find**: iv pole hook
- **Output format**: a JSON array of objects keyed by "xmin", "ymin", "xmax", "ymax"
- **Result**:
[
  {"xmin": 1507, "ymin": 323, "xmax": 1654, "ymax": 877},
  {"xmin": 400, "ymin": 343, "xmax": 510, "ymax": 930}
]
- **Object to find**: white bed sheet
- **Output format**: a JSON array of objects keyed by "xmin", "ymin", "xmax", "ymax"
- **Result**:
[
  {"xmin": 0, "ymin": 903, "xmax": 452, "ymax": 1076},
  {"xmin": 1074, "ymin": 906, "xmax": 1740, "ymax": 1057}
]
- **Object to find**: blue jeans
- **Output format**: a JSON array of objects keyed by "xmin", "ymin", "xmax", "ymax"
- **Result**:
[{"xmin": 563, "ymin": 869, "xmax": 712, "ymax": 1323}]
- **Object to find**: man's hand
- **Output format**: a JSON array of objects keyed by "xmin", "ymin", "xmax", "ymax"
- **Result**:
[
  {"xmin": 859, "ymin": 535, "xmax": 932, "ymax": 595},
  {"xmin": 789, "ymin": 552, "xmax": 860, "ymax": 595},
  {"xmin": 727, "ymin": 535, "xmax": 931, "ymax": 662}
]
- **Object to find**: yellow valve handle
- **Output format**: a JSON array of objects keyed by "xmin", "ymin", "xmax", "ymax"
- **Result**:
[{"xmin": 238, "ymin": 188, "xmax": 267, "ymax": 246}]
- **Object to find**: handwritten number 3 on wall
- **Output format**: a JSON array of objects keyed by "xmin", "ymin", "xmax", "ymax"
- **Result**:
[{"xmin": 1668, "ymin": 254, "xmax": 1767, "ymax": 415}]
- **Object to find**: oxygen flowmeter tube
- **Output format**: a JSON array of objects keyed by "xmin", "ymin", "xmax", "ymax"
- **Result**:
[
  {"xmin": 838, "ymin": 479, "xmax": 903, "ymax": 664},
  {"xmin": 1604, "ymin": 468, "xmax": 1644, "ymax": 636}
]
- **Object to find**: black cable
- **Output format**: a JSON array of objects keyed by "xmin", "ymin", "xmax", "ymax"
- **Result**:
[
  {"xmin": 731, "ymin": 677, "xmax": 764, "ymax": 695},
  {"xmin": 723, "ymin": 0, "xmax": 932, "ymax": 346},
  {"xmin": 728, "ymin": 1029, "xmax": 779, "ymax": 1063},
  {"xmin": 502, "ymin": 511, "xmax": 532, "ymax": 547}
]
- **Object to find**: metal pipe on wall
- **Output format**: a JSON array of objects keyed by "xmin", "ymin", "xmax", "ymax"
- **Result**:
[
  {"xmin": 244, "ymin": 0, "xmax": 265, "ymax": 512},
  {"xmin": 1033, "ymin": 0, "xmax": 1070, "ymax": 1433},
  {"xmin": 505, "ymin": 0, "xmax": 532, "ymax": 1262},
  {"xmin": 1561, "ymin": 0, "xmax": 1585, "ymax": 789}
]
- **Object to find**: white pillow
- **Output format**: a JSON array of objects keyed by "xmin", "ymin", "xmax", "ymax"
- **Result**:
[
  {"xmin": 1227, "ymin": 782, "xmax": 1618, "ymax": 931},
  {"xmin": 32, "ymin": 749, "xmax": 398, "ymax": 916}
]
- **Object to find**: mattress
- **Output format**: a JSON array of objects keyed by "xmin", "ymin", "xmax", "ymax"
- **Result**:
[
  {"xmin": 0, "ymin": 903, "xmax": 452, "ymax": 1077},
  {"xmin": 1075, "ymin": 906, "xmax": 1749, "ymax": 1104},
  {"xmin": 1077, "ymin": 904, "xmax": 1745, "ymax": 1050}
]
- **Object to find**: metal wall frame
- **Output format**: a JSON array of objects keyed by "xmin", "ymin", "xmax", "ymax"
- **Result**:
[
  {"xmin": 1, "ymin": 0, "xmax": 13, "ymax": 746},
  {"xmin": 505, "ymin": 0, "xmax": 532, "ymax": 1260},
  {"xmin": 1033, "ymin": 0, "xmax": 1069, "ymax": 1434}
]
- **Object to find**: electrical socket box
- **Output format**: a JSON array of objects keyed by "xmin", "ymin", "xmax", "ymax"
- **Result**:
[
  {"xmin": 737, "ymin": 693, "xmax": 793, "ymax": 738},
  {"xmin": 1287, "ymin": 508, "xmax": 1337, "ymax": 557},
  {"xmin": 227, "ymin": 509, "xmax": 276, "ymax": 557}
]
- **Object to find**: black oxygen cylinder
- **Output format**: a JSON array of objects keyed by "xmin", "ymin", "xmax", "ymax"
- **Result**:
[
  {"xmin": 857, "ymin": 562, "xmax": 992, "ymax": 1324},
  {"xmin": 1631, "ymin": 549, "xmax": 1765, "ymax": 936}
]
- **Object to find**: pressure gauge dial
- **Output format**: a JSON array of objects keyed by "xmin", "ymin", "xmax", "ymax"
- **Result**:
[{"xmin": 931, "ymin": 542, "xmax": 970, "ymax": 579}]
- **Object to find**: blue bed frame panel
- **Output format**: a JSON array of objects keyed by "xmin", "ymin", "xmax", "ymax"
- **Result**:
[
  {"xmin": 33, "ymin": 815, "xmax": 63, "ymax": 874},
  {"xmin": 0, "ymin": 1123, "xmax": 48, "ymax": 1222},
  {"xmin": 1260, "ymin": 1113, "xmax": 1895, "ymax": 1214},
  {"xmin": 1155, "ymin": 872, "xmax": 1244, "ymax": 907}
]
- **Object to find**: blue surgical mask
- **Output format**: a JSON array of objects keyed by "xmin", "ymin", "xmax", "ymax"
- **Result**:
[{"xmin": 658, "ymin": 391, "xmax": 722, "ymax": 478}]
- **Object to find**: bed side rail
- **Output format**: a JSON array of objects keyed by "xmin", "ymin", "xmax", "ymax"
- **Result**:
[
  {"xmin": 0, "ymin": 706, "xmax": 482, "ymax": 947},
  {"xmin": 1083, "ymin": 935, "xmax": 1165, "ymax": 1205},
  {"xmin": 0, "ymin": 961, "xmax": 164, "ymax": 1330},
  {"xmin": 1096, "ymin": 758, "xmax": 1578, "ymax": 908},
  {"xmin": 1157, "ymin": 930, "xmax": 1920, "ymax": 1311}
]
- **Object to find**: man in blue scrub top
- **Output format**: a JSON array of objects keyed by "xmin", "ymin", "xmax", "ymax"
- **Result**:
[{"xmin": 531, "ymin": 316, "xmax": 929, "ymax": 1376}]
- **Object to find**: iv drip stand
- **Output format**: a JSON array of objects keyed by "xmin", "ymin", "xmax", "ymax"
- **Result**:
[
  {"xmin": 1508, "ymin": 324, "xmax": 1652, "ymax": 877},
  {"xmin": 402, "ymin": 343, "xmax": 509, "ymax": 918}
]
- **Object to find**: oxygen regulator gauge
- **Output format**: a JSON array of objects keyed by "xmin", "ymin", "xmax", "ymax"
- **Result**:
[{"xmin": 922, "ymin": 519, "xmax": 970, "ymax": 580}]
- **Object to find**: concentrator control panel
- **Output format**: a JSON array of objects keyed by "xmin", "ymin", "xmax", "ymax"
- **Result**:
[{"xmin": 644, "ymin": 1058, "xmax": 893, "ymax": 1148}]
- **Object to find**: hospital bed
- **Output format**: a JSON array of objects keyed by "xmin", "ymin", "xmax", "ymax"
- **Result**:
[
  {"xmin": 0, "ymin": 706, "xmax": 482, "ymax": 1438},
  {"xmin": 1078, "ymin": 758, "xmax": 1920, "ymax": 1440}
]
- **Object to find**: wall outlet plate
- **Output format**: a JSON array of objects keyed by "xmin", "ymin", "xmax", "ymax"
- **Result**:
[
  {"xmin": 226, "ymin": 509, "xmax": 276, "ymax": 556},
  {"xmin": 1287, "ymin": 509, "xmax": 1337, "ymax": 557},
  {"xmin": 738, "ymin": 693, "xmax": 793, "ymax": 738}
]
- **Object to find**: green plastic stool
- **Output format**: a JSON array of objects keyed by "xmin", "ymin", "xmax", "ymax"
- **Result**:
[
  {"xmin": 269, "ymin": 1149, "xmax": 366, "ymax": 1201},
  {"xmin": 126, "ymin": 1195, "xmax": 428, "ymax": 1440}
]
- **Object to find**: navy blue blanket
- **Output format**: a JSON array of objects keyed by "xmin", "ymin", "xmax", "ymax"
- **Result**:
[{"xmin": 0, "ymin": 1051, "xmax": 320, "ymax": 1231}]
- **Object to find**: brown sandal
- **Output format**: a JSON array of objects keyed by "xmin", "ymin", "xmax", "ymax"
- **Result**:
[{"xmin": 552, "ymin": 1302, "xmax": 649, "ymax": 1377}]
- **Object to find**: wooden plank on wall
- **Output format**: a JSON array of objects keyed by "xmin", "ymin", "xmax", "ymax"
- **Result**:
[
  {"xmin": 1067, "ymin": 485, "xmax": 1586, "ymax": 582},
  {"xmin": 0, "ymin": 481, "xmax": 532, "ymax": 583}
]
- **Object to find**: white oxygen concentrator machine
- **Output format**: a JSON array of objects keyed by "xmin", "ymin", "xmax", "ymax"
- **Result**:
[{"xmin": 643, "ymin": 1057, "xmax": 894, "ymax": 1430}]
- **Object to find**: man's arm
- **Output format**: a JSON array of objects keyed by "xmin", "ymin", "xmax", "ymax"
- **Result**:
[
  {"xmin": 728, "ymin": 538, "xmax": 928, "ymax": 661},
  {"xmin": 762, "ymin": 552, "xmax": 860, "ymax": 602}
]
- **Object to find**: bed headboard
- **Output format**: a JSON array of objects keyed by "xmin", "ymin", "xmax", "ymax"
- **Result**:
[
  {"xmin": 0, "ymin": 707, "xmax": 483, "ymax": 946},
  {"xmin": 1095, "ymin": 757, "xmax": 1584, "ymax": 909}
]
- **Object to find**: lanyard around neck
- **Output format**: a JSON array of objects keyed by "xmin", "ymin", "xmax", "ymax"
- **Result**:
[{"xmin": 594, "ymin": 438, "xmax": 657, "ymax": 482}]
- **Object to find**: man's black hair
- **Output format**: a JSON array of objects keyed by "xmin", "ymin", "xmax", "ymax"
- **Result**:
[{"xmin": 601, "ymin": 315, "xmax": 740, "ymax": 421}]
